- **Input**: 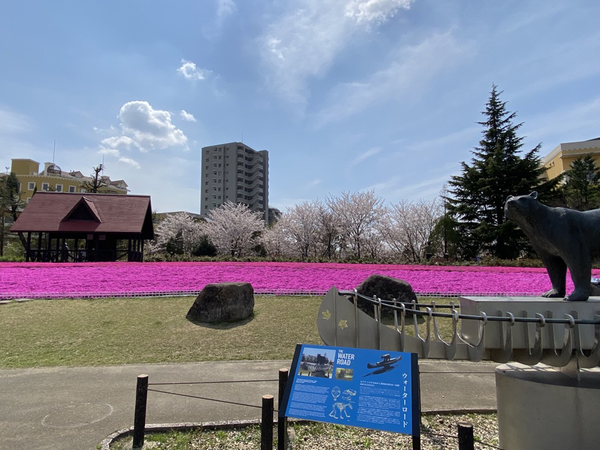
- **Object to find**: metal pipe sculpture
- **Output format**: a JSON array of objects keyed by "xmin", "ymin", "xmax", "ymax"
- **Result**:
[{"xmin": 317, "ymin": 287, "xmax": 600, "ymax": 368}]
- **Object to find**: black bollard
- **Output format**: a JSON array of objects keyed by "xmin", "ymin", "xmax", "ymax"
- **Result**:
[
  {"xmin": 261, "ymin": 395, "xmax": 274, "ymax": 450},
  {"xmin": 457, "ymin": 422, "xmax": 474, "ymax": 450},
  {"xmin": 132, "ymin": 374, "xmax": 149, "ymax": 449},
  {"xmin": 278, "ymin": 369, "xmax": 289, "ymax": 450}
]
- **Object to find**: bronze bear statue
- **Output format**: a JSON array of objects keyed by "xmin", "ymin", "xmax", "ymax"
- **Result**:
[{"xmin": 505, "ymin": 192, "xmax": 600, "ymax": 301}]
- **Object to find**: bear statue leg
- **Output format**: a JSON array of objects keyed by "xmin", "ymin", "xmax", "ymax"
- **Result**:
[
  {"xmin": 565, "ymin": 255, "xmax": 592, "ymax": 302},
  {"xmin": 540, "ymin": 254, "xmax": 566, "ymax": 298}
]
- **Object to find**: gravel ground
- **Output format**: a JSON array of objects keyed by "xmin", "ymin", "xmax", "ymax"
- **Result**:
[{"xmin": 112, "ymin": 413, "xmax": 500, "ymax": 449}]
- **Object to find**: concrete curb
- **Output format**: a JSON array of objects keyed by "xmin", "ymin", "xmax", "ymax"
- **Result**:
[{"xmin": 99, "ymin": 408, "xmax": 498, "ymax": 449}]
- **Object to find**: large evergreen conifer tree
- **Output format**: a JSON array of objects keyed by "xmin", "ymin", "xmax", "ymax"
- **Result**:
[{"xmin": 447, "ymin": 85, "xmax": 556, "ymax": 260}]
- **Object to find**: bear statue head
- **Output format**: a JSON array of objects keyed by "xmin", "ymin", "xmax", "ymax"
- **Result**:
[{"xmin": 504, "ymin": 191, "xmax": 539, "ymax": 225}]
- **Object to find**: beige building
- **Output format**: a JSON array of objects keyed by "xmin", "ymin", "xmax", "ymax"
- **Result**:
[
  {"xmin": 7, "ymin": 159, "xmax": 128, "ymax": 203},
  {"xmin": 201, "ymin": 142, "xmax": 269, "ymax": 222},
  {"xmin": 541, "ymin": 138, "xmax": 600, "ymax": 180}
]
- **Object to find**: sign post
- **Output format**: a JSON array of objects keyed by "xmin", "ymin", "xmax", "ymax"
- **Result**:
[{"xmin": 280, "ymin": 344, "xmax": 421, "ymax": 449}]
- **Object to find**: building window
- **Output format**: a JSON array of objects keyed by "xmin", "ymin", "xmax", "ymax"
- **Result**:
[
  {"xmin": 56, "ymin": 184, "xmax": 63, "ymax": 192},
  {"xmin": 28, "ymin": 181, "xmax": 35, "ymax": 190},
  {"xmin": 81, "ymin": 188, "xmax": 87, "ymax": 193},
  {"xmin": 69, "ymin": 186, "xmax": 76, "ymax": 193},
  {"xmin": 42, "ymin": 183, "xmax": 49, "ymax": 191}
]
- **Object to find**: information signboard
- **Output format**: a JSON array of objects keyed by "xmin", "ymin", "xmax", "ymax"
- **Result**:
[{"xmin": 280, "ymin": 344, "xmax": 420, "ymax": 437}]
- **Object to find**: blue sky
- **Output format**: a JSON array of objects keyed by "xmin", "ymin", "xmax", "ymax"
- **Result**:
[{"xmin": 1, "ymin": 0, "xmax": 599, "ymax": 213}]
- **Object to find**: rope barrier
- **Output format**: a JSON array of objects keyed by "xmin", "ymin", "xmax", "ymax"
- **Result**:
[
  {"xmin": 147, "ymin": 388, "xmax": 277, "ymax": 412},
  {"xmin": 149, "ymin": 379, "xmax": 278, "ymax": 386}
]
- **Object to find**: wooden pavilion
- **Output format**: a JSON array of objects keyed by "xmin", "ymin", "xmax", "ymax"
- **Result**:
[{"xmin": 11, "ymin": 192, "xmax": 154, "ymax": 262}]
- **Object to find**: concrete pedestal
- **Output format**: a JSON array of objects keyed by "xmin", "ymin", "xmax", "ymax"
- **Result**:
[{"xmin": 496, "ymin": 363, "xmax": 600, "ymax": 450}]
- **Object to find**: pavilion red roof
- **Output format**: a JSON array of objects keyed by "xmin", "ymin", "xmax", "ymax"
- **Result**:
[{"xmin": 11, "ymin": 192, "xmax": 154, "ymax": 238}]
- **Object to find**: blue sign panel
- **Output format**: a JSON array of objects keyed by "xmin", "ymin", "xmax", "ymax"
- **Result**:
[{"xmin": 281, "ymin": 344, "xmax": 419, "ymax": 436}]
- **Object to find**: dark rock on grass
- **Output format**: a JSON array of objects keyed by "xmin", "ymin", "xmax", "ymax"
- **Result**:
[
  {"xmin": 353, "ymin": 274, "xmax": 419, "ymax": 318},
  {"xmin": 187, "ymin": 282, "xmax": 254, "ymax": 323}
]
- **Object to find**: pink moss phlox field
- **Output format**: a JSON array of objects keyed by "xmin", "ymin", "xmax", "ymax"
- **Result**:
[{"xmin": 1, "ymin": 261, "xmax": 595, "ymax": 299}]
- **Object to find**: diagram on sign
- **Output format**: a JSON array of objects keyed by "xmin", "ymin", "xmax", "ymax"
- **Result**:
[
  {"xmin": 329, "ymin": 386, "xmax": 357, "ymax": 419},
  {"xmin": 364, "ymin": 353, "xmax": 402, "ymax": 377}
]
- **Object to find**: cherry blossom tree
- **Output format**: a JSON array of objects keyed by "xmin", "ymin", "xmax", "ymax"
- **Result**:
[
  {"xmin": 379, "ymin": 198, "xmax": 443, "ymax": 262},
  {"xmin": 275, "ymin": 201, "xmax": 322, "ymax": 260},
  {"xmin": 327, "ymin": 190, "xmax": 384, "ymax": 260},
  {"xmin": 315, "ymin": 201, "xmax": 341, "ymax": 259},
  {"xmin": 203, "ymin": 202, "xmax": 265, "ymax": 257},
  {"xmin": 150, "ymin": 212, "xmax": 204, "ymax": 256},
  {"xmin": 261, "ymin": 221, "xmax": 294, "ymax": 258}
]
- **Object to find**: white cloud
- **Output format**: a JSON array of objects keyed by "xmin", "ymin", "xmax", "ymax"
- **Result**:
[
  {"xmin": 345, "ymin": 0, "xmax": 414, "ymax": 25},
  {"xmin": 177, "ymin": 59, "xmax": 209, "ymax": 81},
  {"xmin": 180, "ymin": 110, "xmax": 197, "ymax": 122},
  {"xmin": 260, "ymin": 2, "xmax": 347, "ymax": 106},
  {"xmin": 314, "ymin": 30, "xmax": 473, "ymax": 127},
  {"xmin": 526, "ymin": 96, "xmax": 600, "ymax": 148},
  {"xmin": 0, "ymin": 107, "xmax": 32, "ymax": 134},
  {"xmin": 118, "ymin": 157, "xmax": 141, "ymax": 169},
  {"xmin": 0, "ymin": 107, "xmax": 37, "ymax": 156},
  {"xmin": 217, "ymin": 0, "xmax": 236, "ymax": 19},
  {"xmin": 99, "ymin": 101, "xmax": 188, "ymax": 168},
  {"xmin": 259, "ymin": 0, "xmax": 414, "ymax": 107},
  {"xmin": 100, "ymin": 135, "xmax": 135, "ymax": 151},
  {"xmin": 118, "ymin": 101, "xmax": 188, "ymax": 152},
  {"xmin": 350, "ymin": 147, "xmax": 381, "ymax": 166},
  {"xmin": 98, "ymin": 147, "xmax": 121, "ymax": 157}
]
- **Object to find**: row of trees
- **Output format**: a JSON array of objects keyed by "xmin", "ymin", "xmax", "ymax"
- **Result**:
[{"xmin": 149, "ymin": 194, "xmax": 444, "ymax": 263}]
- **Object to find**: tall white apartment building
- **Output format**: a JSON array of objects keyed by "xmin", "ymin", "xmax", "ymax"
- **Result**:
[{"xmin": 201, "ymin": 142, "xmax": 269, "ymax": 222}]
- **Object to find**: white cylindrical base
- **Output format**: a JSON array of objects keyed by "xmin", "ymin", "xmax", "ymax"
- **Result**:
[{"xmin": 496, "ymin": 363, "xmax": 600, "ymax": 450}]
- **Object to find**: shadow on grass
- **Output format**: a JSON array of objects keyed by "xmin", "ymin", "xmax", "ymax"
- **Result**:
[{"xmin": 185, "ymin": 313, "xmax": 256, "ymax": 329}]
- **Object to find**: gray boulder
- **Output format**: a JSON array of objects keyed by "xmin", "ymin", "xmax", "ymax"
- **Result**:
[
  {"xmin": 354, "ymin": 274, "xmax": 418, "ymax": 317},
  {"xmin": 187, "ymin": 282, "xmax": 254, "ymax": 323}
]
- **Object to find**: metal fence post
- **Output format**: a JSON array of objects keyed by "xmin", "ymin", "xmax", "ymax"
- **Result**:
[
  {"xmin": 278, "ymin": 369, "xmax": 289, "ymax": 450},
  {"xmin": 261, "ymin": 395, "xmax": 274, "ymax": 450},
  {"xmin": 457, "ymin": 422, "xmax": 474, "ymax": 450},
  {"xmin": 132, "ymin": 374, "xmax": 149, "ymax": 449}
]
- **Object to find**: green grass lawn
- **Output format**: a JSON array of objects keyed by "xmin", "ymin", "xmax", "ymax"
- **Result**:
[
  {"xmin": 0, "ymin": 295, "xmax": 454, "ymax": 369},
  {"xmin": 0, "ymin": 296, "xmax": 324, "ymax": 369}
]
